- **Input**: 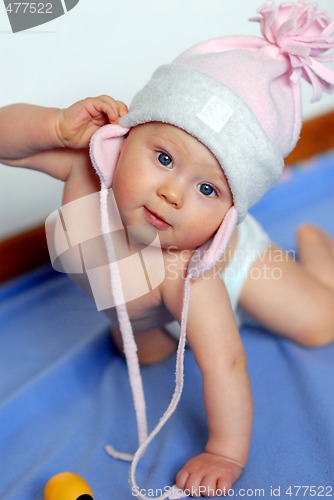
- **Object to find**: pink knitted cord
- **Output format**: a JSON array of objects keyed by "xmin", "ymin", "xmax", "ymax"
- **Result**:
[
  {"xmin": 99, "ymin": 186, "xmax": 148, "ymax": 457},
  {"xmin": 128, "ymin": 275, "xmax": 192, "ymax": 500}
]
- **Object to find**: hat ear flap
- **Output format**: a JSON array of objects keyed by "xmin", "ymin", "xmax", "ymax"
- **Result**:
[
  {"xmin": 188, "ymin": 206, "xmax": 238, "ymax": 278},
  {"xmin": 89, "ymin": 124, "xmax": 130, "ymax": 188}
]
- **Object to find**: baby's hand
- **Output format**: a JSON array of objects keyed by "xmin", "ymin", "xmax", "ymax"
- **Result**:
[
  {"xmin": 56, "ymin": 95, "xmax": 128, "ymax": 149},
  {"xmin": 176, "ymin": 452, "xmax": 242, "ymax": 497}
]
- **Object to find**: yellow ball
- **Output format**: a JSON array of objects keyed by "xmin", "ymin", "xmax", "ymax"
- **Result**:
[{"xmin": 44, "ymin": 472, "xmax": 94, "ymax": 500}]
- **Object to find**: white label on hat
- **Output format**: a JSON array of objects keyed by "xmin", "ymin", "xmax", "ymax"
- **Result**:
[{"xmin": 197, "ymin": 96, "xmax": 234, "ymax": 132}]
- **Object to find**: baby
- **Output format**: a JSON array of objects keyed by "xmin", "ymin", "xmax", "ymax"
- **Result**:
[{"xmin": 1, "ymin": 1, "xmax": 334, "ymax": 498}]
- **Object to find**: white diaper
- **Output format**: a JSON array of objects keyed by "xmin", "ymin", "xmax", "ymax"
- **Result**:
[
  {"xmin": 221, "ymin": 213, "xmax": 270, "ymax": 321},
  {"xmin": 165, "ymin": 213, "xmax": 270, "ymax": 338}
]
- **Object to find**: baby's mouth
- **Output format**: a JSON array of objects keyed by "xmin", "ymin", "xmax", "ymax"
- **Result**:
[{"xmin": 143, "ymin": 207, "xmax": 171, "ymax": 230}]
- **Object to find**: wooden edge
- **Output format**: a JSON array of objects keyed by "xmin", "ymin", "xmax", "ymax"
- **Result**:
[
  {"xmin": 0, "ymin": 223, "xmax": 50, "ymax": 283},
  {"xmin": 1, "ymin": 110, "xmax": 334, "ymax": 284},
  {"xmin": 285, "ymin": 110, "xmax": 334, "ymax": 165}
]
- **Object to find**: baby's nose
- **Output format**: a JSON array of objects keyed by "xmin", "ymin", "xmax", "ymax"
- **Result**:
[{"xmin": 157, "ymin": 182, "xmax": 183, "ymax": 208}]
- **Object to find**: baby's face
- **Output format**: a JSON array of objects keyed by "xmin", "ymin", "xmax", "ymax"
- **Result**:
[{"xmin": 112, "ymin": 122, "xmax": 232, "ymax": 251}]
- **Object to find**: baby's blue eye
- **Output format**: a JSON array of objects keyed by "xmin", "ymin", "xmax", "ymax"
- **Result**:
[
  {"xmin": 197, "ymin": 183, "xmax": 217, "ymax": 197},
  {"xmin": 157, "ymin": 151, "xmax": 173, "ymax": 168}
]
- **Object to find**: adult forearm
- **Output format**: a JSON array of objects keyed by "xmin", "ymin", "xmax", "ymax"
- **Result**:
[{"xmin": 0, "ymin": 104, "xmax": 62, "ymax": 160}]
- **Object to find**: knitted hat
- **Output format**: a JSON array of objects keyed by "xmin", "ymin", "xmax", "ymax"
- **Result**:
[{"xmin": 89, "ymin": 2, "xmax": 334, "ymax": 498}]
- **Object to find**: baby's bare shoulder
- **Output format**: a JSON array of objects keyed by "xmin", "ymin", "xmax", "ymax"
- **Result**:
[
  {"xmin": 162, "ymin": 247, "xmax": 192, "ymax": 280},
  {"xmin": 62, "ymin": 150, "xmax": 100, "ymax": 204}
]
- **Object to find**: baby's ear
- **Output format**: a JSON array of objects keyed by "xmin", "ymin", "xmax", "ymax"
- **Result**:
[{"xmin": 89, "ymin": 124, "xmax": 130, "ymax": 188}]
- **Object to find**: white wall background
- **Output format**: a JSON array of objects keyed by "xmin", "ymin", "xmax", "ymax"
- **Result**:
[{"xmin": 1, "ymin": 0, "xmax": 333, "ymax": 239}]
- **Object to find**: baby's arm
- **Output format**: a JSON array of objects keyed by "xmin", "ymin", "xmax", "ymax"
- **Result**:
[
  {"xmin": 162, "ymin": 264, "xmax": 252, "ymax": 496},
  {"xmin": 0, "ymin": 96, "xmax": 127, "ymax": 179}
]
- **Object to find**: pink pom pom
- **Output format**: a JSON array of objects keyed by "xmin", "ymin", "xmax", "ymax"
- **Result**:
[{"xmin": 251, "ymin": 0, "xmax": 334, "ymax": 101}]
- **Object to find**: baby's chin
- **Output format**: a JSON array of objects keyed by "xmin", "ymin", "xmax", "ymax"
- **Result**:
[
  {"xmin": 125, "ymin": 225, "xmax": 161, "ymax": 249},
  {"xmin": 125, "ymin": 224, "xmax": 210, "ymax": 254}
]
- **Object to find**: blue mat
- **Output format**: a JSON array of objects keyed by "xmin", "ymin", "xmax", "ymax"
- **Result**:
[{"xmin": 1, "ymin": 151, "xmax": 334, "ymax": 499}]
